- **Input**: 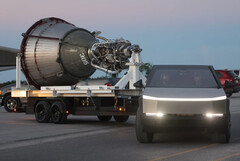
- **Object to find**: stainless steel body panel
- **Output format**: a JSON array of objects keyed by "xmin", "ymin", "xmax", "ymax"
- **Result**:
[
  {"xmin": 144, "ymin": 88, "xmax": 226, "ymax": 99},
  {"xmin": 137, "ymin": 65, "xmax": 230, "ymax": 141}
]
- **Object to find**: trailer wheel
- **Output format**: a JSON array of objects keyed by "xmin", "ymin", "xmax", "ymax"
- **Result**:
[
  {"xmin": 97, "ymin": 115, "xmax": 112, "ymax": 121},
  {"xmin": 35, "ymin": 101, "xmax": 51, "ymax": 123},
  {"xmin": 136, "ymin": 107, "xmax": 153, "ymax": 143},
  {"xmin": 51, "ymin": 101, "xmax": 67, "ymax": 124},
  {"xmin": 113, "ymin": 115, "xmax": 129, "ymax": 122},
  {"xmin": 3, "ymin": 95, "xmax": 21, "ymax": 112}
]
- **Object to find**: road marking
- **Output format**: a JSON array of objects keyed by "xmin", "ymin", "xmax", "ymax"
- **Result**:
[
  {"xmin": 149, "ymin": 137, "xmax": 240, "ymax": 161},
  {"xmin": 213, "ymin": 152, "xmax": 240, "ymax": 161},
  {"xmin": 0, "ymin": 127, "xmax": 131, "ymax": 151},
  {"xmin": 149, "ymin": 144, "xmax": 218, "ymax": 161},
  {"xmin": 213, "ymin": 137, "xmax": 240, "ymax": 161}
]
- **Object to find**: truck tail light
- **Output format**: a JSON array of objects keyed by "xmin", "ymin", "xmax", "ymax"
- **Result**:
[
  {"xmin": 117, "ymin": 107, "xmax": 126, "ymax": 112},
  {"xmin": 105, "ymin": 83, "xmax": 112, "ymax": 86}
]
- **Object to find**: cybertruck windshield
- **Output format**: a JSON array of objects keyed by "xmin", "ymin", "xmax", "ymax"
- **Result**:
[{"xmin": 147, "ymin": 66, "xmax": 219, "ymax": 88}]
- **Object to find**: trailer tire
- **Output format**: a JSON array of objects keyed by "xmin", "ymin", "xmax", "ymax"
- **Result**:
[
  {"xmin": 51, "ymin": 101, "xmax": 67, "ymax": 124},
  {"xmin": 113, "ymin": 115, "xmax": 129, "ymax": 122},
  {"xmin": 136, "ymin": 107, "xmax": 153, "ymax": 143},
  {"xmin": 3, "ymin": 95, "xmax": 21, "ymax": 112},
  {"xmin": 35, "ymin": 101, "xmax": 51, "ymax": 123},
  {"xmin": 97, "ymin": 115, "xmax": 112, "ymax": 121}
]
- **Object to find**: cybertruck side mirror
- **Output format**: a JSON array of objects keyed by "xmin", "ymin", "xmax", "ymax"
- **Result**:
[
  {"xmin": 225, "ymin": 80, "xmax": 234, "ymax": 88},
  {"xmin": 134, "ymin": 80, "xmax": 144, "ymax": 88}
]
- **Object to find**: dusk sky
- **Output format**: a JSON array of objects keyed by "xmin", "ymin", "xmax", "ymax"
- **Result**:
[{"xmin": 0, "ymin": 0, "xmax": 240, "ymax": 83}]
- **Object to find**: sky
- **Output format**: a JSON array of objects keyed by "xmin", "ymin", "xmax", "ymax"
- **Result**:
[{"xmin": 0, "ymin": 0, "xmax": 240, "ymax": 83}]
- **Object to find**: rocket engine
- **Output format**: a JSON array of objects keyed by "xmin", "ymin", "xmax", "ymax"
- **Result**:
[{"xmin": 20, "ymin": 17, "xmax": 141, "ymax": 88}]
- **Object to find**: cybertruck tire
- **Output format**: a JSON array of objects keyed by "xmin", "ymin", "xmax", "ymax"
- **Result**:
[
  {"xmin": 226, "ymin": 92, "xmax": 232, "ymax": 98},
  {"xmin": 97, "ymin": 115, "xmax": 112, "ymax": 121},
  {"xmin": 136, "ymin": 107, "xmax": 153, "ymax": 143},
  {"xmin": 35, "ymin": 101, "xmax": 51, "ymax": 123},
  {"xmin": 216, "ymin": 115, "xmax": 231, "ymax": 143},
  {"xmin": 51, "ymin": 101, "xmax": 67, "ymax": 124}
]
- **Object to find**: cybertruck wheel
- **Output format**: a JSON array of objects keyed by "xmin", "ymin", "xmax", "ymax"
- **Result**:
[
  {"xmin": 3, "ymin": 95, "xmax": 21, "ymax": 112},
  {"xmin": 35, "ymin": 101, "xmax": 51, "ymax": 123},
  {"xmin": 136, "ymin": 107, "xmax": 153, "ymax": 143},
  {"xmin": 114, "ymin": 115, "xmax": 129, "ymax": 122},
  {"xmin": 226, "ymin": 92, "xmax": 232, "ymax": 97},
  {"xmin": 97, "ymin": 115, "xmax": 112, "ymax": 121},
  {"xmin": 216, "ymin": 128, "xmax": 230, "ymax": 143},
  {"xmin": 216, "ymin": 115, "xmax": 231, "ymax": 143},
  {"xmin": 51, "ymin": 101, "xmax": 67, "ymax": 124}
]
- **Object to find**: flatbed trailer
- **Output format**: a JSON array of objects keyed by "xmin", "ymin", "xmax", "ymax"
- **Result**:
[{"xmin": 12, "ymin": 51, "xmax": 146, "ymax": 123}]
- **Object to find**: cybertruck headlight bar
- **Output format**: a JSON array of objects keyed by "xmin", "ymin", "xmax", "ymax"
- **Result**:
[
  {"xmin": 143, "ymin": 95, "xmax": 227, "ymax": 102},
  {"xmin": 205, "ymin": 113, "xmax": 224, "ymax": 118},
  {"xmin": 146, "ymin": 113, "xmax": 164, "ymax": 117}
]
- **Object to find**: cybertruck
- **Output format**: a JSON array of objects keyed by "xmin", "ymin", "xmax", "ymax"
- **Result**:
[{"xmin": 136, "ymin": 65, "xmax": 231, "ymax": 143}]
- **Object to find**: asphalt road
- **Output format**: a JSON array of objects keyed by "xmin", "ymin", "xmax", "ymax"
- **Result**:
[{"xmin": 0, "ymin": 94, "xmax": 240, "ymax": 161}]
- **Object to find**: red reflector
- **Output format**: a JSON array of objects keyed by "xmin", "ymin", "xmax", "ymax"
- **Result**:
[
  {"xmin": 117, "ymin": 107, "xmax": 126, "ymax": 112},
  {"xmin": 105, "ymin": 83, "xmax": 112, "ymax": 86}
]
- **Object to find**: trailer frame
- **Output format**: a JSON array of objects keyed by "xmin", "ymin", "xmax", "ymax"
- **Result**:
[{"xmin": 11, "ymin": 51, "xmax": 146, "ymax": 123}]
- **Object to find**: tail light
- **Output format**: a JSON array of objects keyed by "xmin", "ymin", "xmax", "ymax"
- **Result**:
[
  {"xmin": 105, "ymin": 83, "xmax": 112, "ymax": 86},
  {"xmin": 117, "ymin": 107, "xmax": 126, "ymax": 112}
]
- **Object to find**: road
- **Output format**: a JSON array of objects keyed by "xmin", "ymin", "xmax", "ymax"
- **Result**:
[{"xmin": 0, "ymin": 94, "xmax": 240, "ymax": 161}]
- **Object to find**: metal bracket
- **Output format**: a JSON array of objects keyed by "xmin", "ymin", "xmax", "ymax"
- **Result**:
[
  {"xmin": 87, "ymin": 90, "xmax": 91, "ymax": 97},
  {"xmin": 114, "ymin": 51, "xmax": 146, "ymax": 89},
  {"xmin": 16, "ymin": 53, "xmax": 22, "ymax": 89}
]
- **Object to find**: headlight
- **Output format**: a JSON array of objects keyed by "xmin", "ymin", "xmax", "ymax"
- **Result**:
[
  {"xmin": 146, "ymin": 113, "xmax": 164, "ymax": 117},
  {"xmin": 143, "ymin": 95, "xmax": 227, "ymax": 101},
  {"xmin": 205, "ymin": 113, "xmax": 223, "ymax": 118}
]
